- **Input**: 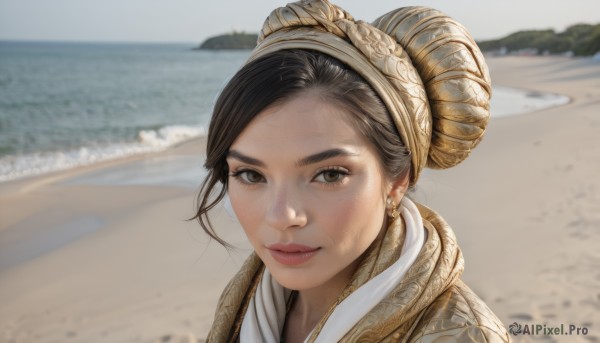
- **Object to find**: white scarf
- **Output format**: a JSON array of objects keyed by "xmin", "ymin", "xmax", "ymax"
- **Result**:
[{"xmin": 240, "ymin": 197, "xmax": 426, "ymax": 342}]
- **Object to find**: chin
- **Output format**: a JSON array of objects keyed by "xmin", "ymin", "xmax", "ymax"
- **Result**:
[{"xmin": 266, "ymin": 264, "xmax": 327, "ymax": 291}]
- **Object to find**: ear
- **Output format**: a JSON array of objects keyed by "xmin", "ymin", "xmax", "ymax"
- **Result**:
[{"xmin": 387, "ymin": 172, "xmax": 410, "ymax": 204}]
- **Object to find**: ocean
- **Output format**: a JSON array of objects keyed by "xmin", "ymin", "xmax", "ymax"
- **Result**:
[
  {"xmin": 0, "ymin": 41, "xmax": 569, "ymax": 182},
  {"xmin": 0, "ymin": 41, "xmax": 249, "ymax": 182}
]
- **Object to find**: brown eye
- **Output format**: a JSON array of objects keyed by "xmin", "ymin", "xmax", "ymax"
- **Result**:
[
  {"xmin": 231, "ymin": 170, "xmax": 265, "ymax": 184},
  {"xmin": 314, "ymin": 168, "xmax": 348, "ymax": 184},
  {"xmin": 245, "ymin": 171, "xmax": 264, "ymax": 183},
  {"xmin": 323, "ymin": 170, "xmax": 341, "ymax": 183}
]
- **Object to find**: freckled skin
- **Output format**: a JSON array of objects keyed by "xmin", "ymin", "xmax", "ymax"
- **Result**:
[{"xmin": 226, "ymin": 92, "xmax": 406, "ymax": 299}]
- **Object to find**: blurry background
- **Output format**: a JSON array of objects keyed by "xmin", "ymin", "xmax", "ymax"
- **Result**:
[
  {"xmin": 1, "ymin": 1, "xmax": 599, "ymax": 343},
  {"xmin": 2, "ymin": 0, "xmax": 599, "ymax": 42}
]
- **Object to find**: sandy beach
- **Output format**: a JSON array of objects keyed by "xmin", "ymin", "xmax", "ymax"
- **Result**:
[{"xmin": 1, "ymin": 55, "xmax": 599, "ymax": 343}]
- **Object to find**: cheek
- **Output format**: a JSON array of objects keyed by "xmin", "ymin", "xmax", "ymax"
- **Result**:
[
  {"xmin": 318, "ymin": 176, "xmax": 386, "ymax": 247},
  {"xmin": 228, "ymin": 186, "xmax": 263, "ymax": 239}
]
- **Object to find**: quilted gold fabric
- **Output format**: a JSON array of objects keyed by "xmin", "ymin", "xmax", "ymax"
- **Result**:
[
  {"xmin": 206, "ymin": 202, "xmax": 511, "ymax": 342},
  {"xmin": 247, "ymin": 0, "xmax": 491, "ymax": 185}
]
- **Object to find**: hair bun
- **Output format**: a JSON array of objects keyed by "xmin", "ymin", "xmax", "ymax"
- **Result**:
[{"xmin": 373, "ymin": 7, "xmax": 492, "ymax": 169}]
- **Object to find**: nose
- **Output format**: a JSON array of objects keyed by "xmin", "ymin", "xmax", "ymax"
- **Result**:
[{"xmin": 265, "ymin": 186, "xmax": 307, "ymax": 231}]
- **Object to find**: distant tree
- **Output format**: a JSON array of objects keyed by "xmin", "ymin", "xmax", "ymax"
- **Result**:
[
  {"xmin": 534, "ymin": 35, "xmax": 572, "ymax": 54},
  {"xmin": 572, "ymin": 25, "xmax": 600, "ymax": 55},
  {"xmin": 562, "ymin": 24, "xmax": 595, "ymax": 41},
  {"xmin": 477, "ymin": 23, "xmax": 600, "ymax": 56}
]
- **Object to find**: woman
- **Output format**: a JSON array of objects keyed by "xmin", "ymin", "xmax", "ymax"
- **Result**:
[{"xmin": 194, "ymin": 1, "xmax": 510, "ymax": 342}]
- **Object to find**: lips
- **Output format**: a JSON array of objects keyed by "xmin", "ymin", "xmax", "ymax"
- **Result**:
[{"xmin": 266, "ymin": 243, "xmax": 320, "ymax": 266}]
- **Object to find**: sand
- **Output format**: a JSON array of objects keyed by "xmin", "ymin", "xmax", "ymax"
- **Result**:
[
  {"xmin": 415, "ymin": 56, "xmax": 600, "ymax": 342},
  {"xmin": 1, "ymin": 56, "xmax": 599, "ymax": 343}
]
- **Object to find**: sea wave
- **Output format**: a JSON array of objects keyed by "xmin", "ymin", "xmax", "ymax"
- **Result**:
[
  {"xmin": 0, "ymin": 125, "xmax": 206, "ymax": 182},
  {"xmin": 0, "ymin": 87, "xmax": 573, "ymax": 183}
]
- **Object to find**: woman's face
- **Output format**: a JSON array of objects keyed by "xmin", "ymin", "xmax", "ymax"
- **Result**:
[{"xmin": 226, "ymin": 91, "xmax": 398, "ymax": 291}]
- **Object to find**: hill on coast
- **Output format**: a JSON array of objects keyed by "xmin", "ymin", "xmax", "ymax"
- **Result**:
[
  {"xmin": 196, "ymin": 32, "xmax": 258, "ymax": 50},
  {"xmin": 477, "ymin": 23, "xmax": 600, "ymax": 56},
  {"xmin": 196, "ymin": 23, "xmax": 600, "ymax": 56}
]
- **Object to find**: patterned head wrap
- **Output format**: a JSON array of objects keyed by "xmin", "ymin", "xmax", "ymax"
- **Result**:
[{"xmin": 247, "ymin": 0, "xmax": 491, "ymax": 185}]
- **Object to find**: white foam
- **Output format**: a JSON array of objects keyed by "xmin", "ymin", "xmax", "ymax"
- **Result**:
[
  {"xmin": 137, "ymin": 125, "xmax": 205, "ymax": 149},
  {"xmin": 0, "ymin": 125, "xmax": 206, "ymax": 183},
  {"xmin": 0, "ymin": 87, "xmax": 573, "ymax": 183}
]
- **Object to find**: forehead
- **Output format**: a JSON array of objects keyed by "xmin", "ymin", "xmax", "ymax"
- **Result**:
[{"xmin": 230, "ymin": 93, "xmax": 367, "ymax": 156}]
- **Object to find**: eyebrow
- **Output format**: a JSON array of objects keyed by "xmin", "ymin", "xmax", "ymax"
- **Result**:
[{"xmin": 226, "ymin": 148, "xmax": 359, "ymax": 168}]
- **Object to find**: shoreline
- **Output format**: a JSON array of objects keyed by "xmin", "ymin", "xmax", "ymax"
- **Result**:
[
  {"xmin": 0, "ymin": 135, "xmax": 207, "ymax": 196},
  {"xmin": 0, "ymin": 78, "xmax": 572, "ymax": 186},
  {"xmin": 1, "ymin": 55, "xmax": 599, "ymax": 343},
  {"xmin": 414, "ymin": 56, "xmax": 600, "ymax": 342},
  {"xmin": 0, "ymin": 128, "xmax": 208, "ymax": 187}
]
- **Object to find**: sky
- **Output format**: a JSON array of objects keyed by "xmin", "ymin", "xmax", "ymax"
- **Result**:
[{"xmin": 0, "ymin": 0, "xmax": 599, "ymax": 44}]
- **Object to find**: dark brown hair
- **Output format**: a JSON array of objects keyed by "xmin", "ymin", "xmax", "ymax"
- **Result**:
[{"xmin": 192, "ymin": 49, "xmax": 411, "ymax": 246}]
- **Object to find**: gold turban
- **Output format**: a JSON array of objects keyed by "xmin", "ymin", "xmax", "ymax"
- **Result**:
[{"xmin": 247, "ymin": 0, "xmax": 492, "ymax": 185}]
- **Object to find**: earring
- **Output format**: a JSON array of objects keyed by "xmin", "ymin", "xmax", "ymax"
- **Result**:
[{"xmin": 386, "ymin": 197, "xmax": 400, "ymax": 219}]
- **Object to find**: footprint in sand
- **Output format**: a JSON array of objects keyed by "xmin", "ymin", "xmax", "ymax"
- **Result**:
[
  {"xmin": 510, "ymin": 313, "xmax": 534, "ymax": 321},
  {"xmin": 156, "ymin": 333, "xmax": 201, "ymax": 343}
]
